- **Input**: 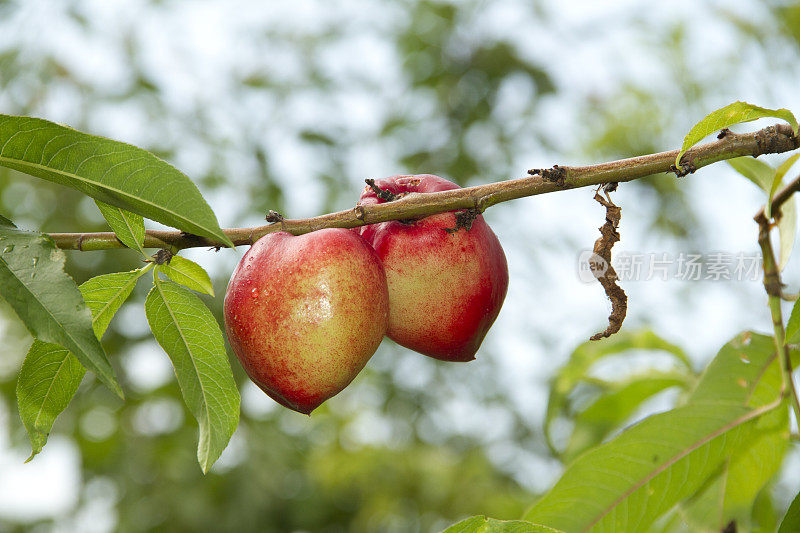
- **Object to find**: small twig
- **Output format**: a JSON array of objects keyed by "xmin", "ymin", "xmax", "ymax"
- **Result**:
[
  {"xmin": 589, "ymin": 191, "xmax": 627, "ymax": 340},
  {"xmin": 364, "ymin": 179, "xmax": 399, "ymax": 202},
  {"xmin": 755, "ymin": 209, "xmax": 800, "ymax": 430},
  {"xmin": 756, "ymin": 172, "xmax": 800, "ymax": 222}
]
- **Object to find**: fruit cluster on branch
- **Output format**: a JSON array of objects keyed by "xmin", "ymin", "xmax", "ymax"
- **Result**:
[{"xmin": 224, "ymin": 175, "xmax": 509, "ymax": 413}]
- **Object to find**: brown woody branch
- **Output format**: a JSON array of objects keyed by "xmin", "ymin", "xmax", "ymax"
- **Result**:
[
  {"xmin": 755, "ymin": 172, "xmax": 800, "ymax": 226},
  {"xmin": 49, "ymin": 123, "xmax": 800, "ymax": 251},
  {"xmin": 753, "ymin": 152, "xmax": 800, "ymax": 429},
  {"xmin": 754, "ymin": 198, "xmax": 800, "ymax": 428}
]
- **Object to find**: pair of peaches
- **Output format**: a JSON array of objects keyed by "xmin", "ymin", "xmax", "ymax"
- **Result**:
[{"xmin": 223, "ymin": 175, "xmax": 509, "ymax": 414}]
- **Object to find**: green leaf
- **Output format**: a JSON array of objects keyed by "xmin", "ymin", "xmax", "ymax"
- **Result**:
[
  {"xmin": 676, "ymin": 102, "xmax": 799, "ymax": 169},
  {"xmin": 16, "ymin": 341, "xmax": 85, "ymax": 459},
  {"xmin": 16, "ymin": 267, "xmax": 147, "ymax": 459},
  {"xmin": 145, "ymin": 280, "xmax": 239, "ymax": 473},
  {"xmin": 681, "ymin": 419, "xmax": 788, "ymax": 532},
  {"xmin": 777, "ymin": 195, "xmax": 797, "ymax": 271},
  {"xmin": 687, "ymin": 332, "xmax": 779, "ymax": 406},
  {"xmin": 525, "ymin": 332, "xmax": 785, "ymax": 532},
  {"xmin": 727, "ymin": 156, "xmax": 796, "ymax": 269},
  {"xmin": 779, "ymin": 490, "xmax": 800, "ymax": 533},
  {"xmin": 786, "ymin": 298, "xmax": 800, "ymax": 344},
  {"xmin": 0, "ymin": 115, "xmax": 233, "ymax": 247},
  {"xmin": 524, "ymin": 403, "xmax": 775, "ymax": 532},
  {"xmin": 95, "ymin": 200, "xmax": 146, "ymax": 255},
  {"xmin": 767, "ymin": 152, "xmax": 800, "ymax": 219},
  {"xmin": 443, "ymin": 516, "xmax": 563, "ymax": 533},
  {"xmin": 769, "ymin": 155, "xmax": 800, "ymax": 270},
  {"xmin": 545, "ymin": 330, "xmax": 692, "ymax": 454},
  {"xmin": 561, "ymin": 371, "xmax": 691, "ymax": 463},
  {"xmin": 678, "ymin": 332, "xmax": 789, "ymax": 531},
  {"xmin": 727, "ymin": 156, "xmax": 775, "ymax": 193},
  {"xmin": 0, "ymin": 224, "xmax": 121, "ymax": 396},
  {"xmin": 158, "ymin": 256, "xmax": 214, "ymax": 296},
  {"xmin": 751, "ymin": 487, "xmax": 780, "ymax": 533},
  {"xmin": 81, "ymin": 268, "xmax": 151, "ymax": 338}
]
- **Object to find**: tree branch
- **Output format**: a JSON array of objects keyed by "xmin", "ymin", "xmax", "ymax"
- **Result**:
[
  {"xmin": 756, "ymin": 170, "xmax": 800, "ymax": 224},
  {"xmin": 755, "ymin": 210, "xmax": 800, "ymax": 429},
  {"xmin": 48, "ymin": 123, "xmax": 799, "ymax": 251}
]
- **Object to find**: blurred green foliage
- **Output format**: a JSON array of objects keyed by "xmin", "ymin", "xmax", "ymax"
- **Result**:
[{"xmin": 1, "ymin": 1, "xmax": 800, "ymax": 531}]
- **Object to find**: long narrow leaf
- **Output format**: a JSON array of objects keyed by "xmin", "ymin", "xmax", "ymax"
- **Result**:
[
  {"xmin": 95, "ymin": 200, "xmax": 146, "ymax": 255},
  {"xmin": 767, "ymin": 153, "xmax": 800, "ymax": 218},
  {"xmin": 779, "ymin": 490, "xmax": 800, "ymax": 533},
  {"xmin": 727, "ymin": 156, "xmax": 797, "ymax": 270},
  {"xmin": 727, "ymin": 156, "xmax": 775, "ymax": 193},
  {"xmin": 680, "ymin": 421, "xmax": 788, "ymax": 531},
  {"xmin": 562, "ymin": 372, "xmax": 690, "ymax": 462},
  {"xmin": 145, "ymin": 279, "xmax": 239, "ymax": 473},
  {"xmin": 677, "ymin": 332, "xmax": 789, "ymax": 530},
  {"xmin": 545, "ymin": 330, "xmax": 691, "ymax": 453},
  {"xmin": 524, "ymin": 402, "xmax": 776, "ymax": 532},
  {"xmin": 0, "ymin": 221, "xmax": 120, "ymax": 396},
  {"xmin": 526, "ymin": 332, "xmax": 786, "ymax": 532},
  {"xmin": 0, "ymin": 115, "xmax": 233, "ymax": 247},
  {"xmin": 16, "ymin": 341, "xmax": 85, "ymax": 459},
  {"xmin": 778, "ymin": 195, "xmax": 797, "ymax": 271},
  {"xmin": 786, "ymin": 299, "xmax": 800, "ymax": 344},
  {"xmin": 676, "ymin": 102, "xmax": 799, "ymax": 169},
  {"xmin": 16, "ymin": 268, "xmax": 148, "ymax": 459},
  {"xmin": 157, "ymin": 256, "xmax": 214, "ymax": 296}
]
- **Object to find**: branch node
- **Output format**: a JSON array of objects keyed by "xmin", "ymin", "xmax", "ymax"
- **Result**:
[
  {"xmin": 717, "ymin": 128, "xmax": 731, "ymax": 139},
  {"xmin": 443, "ymin": 208, "xmax": 480, "ymax": 234},
  {"xmin": 354, "ymin": 204, "xmax": 366, "ymax": 221},
  {"xmin": 602, "ymin": 182, "xmax": 618, "ymax": 194},
  {"xmin": 670, "ymin": 162, "xmax": 696, "ymax": 178},
  {"xmin": 178, "ymin": 231, "xmax": 209, "ymax": 248},
  {"xmin": 365, "ymin": 179, "xmax": 399, "ymax": 202},
  {"xmin": 265, "ymin": 210, "xmax": 284, "ymax": 223},
  {"xmin": 755, "ymin": 124, "xmax": 800, "ymax": 156},
  {"xmin": 151, "ymin": 249, "xmax": 174, "ymax": 265},
  {"xmin": 474, "ymin": 196, "xmax": 487, "ymax": 213},
  {"xmin": 529, "ymin": 165, "xmax": 567, "ymax": 185}
]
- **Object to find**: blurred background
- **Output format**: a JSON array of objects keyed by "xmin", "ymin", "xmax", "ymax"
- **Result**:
[{"xmin": 2, "ymin": 0, "xmax": 800, "ymax": 531}]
